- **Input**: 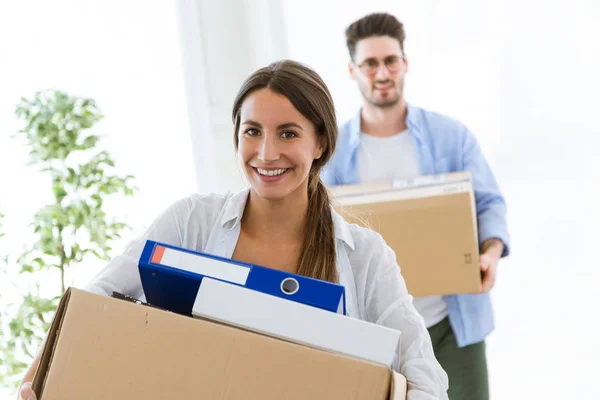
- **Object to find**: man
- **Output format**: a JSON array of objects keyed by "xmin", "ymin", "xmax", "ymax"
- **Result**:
[{"xmin": 321, "ymin": 13, "xmax": 510, "ymax": 400}]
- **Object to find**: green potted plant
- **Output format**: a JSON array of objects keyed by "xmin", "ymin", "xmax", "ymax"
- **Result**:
[{"xmin": 0, "ymin": 90, "xmax": 137, "ymax": 389}]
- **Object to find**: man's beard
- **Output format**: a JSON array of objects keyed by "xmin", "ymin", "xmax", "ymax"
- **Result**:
[{"xmin": 360, "ymin": 79, "xmax": 403, "ymax": 108}]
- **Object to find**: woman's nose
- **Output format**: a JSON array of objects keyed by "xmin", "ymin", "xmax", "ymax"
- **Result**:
[{"xmin": 257, "ymin": 135, "xmax": 280, "ymax": 162}]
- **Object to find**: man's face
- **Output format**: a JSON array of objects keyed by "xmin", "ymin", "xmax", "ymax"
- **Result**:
[{"xmin": 349, "ymin": 35, "xmax": 408, "ymax": 109}]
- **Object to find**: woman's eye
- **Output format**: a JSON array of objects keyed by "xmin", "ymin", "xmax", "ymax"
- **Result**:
[
  {"xmin": 245, "ymin": 128, "xmax": 260, "ymax": 136},
  {"xmin": 281, "ymin": 131, "xmax": 298, "ymax": 139}
]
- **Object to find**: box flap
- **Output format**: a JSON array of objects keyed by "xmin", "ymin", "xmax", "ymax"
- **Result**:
[
  {"xmin": 32, "ymin": 287, "xmax": 72, "ymax": 397},
  {"xmin": 391, "ymin": 170, "xmax": 472, "ymax": 190},
  {"xmin": 329, "ymin": 171, "xmax": 473, "ymax": 198}
]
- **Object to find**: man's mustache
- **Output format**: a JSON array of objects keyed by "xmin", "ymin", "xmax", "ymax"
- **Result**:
[{"xmin": 373, "ymin": 80, "xmax": 395, "ymax": 87}]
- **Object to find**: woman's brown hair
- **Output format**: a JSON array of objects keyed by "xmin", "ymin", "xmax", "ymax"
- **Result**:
[{"xmin": 232, "ymin": 60, "xmax": 338, "ymax": 283}]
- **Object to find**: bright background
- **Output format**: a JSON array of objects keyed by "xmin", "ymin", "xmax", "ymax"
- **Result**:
[{"xmin": 1, "ymin": 1, "xmax": 599, "ymax": 398}]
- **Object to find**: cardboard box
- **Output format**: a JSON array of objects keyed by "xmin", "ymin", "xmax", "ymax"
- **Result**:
[
  {"xmin": 33, "ymin": 288, "xmax": 407, "ymax": 399},
  {"xmin": 330, "ymin": 171, "xmax": 481, "ymax": 297},
  {"xmin": 193, "ymin": 277, "xmax": 402, "ymax": 368}
]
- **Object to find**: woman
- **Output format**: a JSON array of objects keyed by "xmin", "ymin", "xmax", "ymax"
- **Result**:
[{"xmin": 18, "ymin": 60, "xmax": 448, "ymax": 399}]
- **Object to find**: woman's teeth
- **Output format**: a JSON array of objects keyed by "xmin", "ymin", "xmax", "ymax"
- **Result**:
[{"xmin": 257, "ymin": 168, "xmax": 288, "ymax": 176}]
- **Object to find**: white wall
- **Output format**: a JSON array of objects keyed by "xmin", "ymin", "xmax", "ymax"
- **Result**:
[
  {"xmin": 0, "ymin": 0, "xmax": 197, "ymax": 280},
  {"xmin": 0, "ymin": 5, "xmax": 196, "ymax": 396},
  {"xmin": 283, "ymin": 0, "xmax": 600, "ymax": 178},
  {"xmin": 174, "ymin": 0, "xmax": 291, "ymax": 194}
]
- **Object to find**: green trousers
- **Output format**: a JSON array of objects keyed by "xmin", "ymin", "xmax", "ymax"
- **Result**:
[{"xmin": 428, "ymin": 317, "xmax": 489, "ymax": 400}]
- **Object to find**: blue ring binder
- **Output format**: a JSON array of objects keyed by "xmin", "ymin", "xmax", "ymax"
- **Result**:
[{"xmin": 138, "ymin": 240, "xmax": 347, "ymax": 316}]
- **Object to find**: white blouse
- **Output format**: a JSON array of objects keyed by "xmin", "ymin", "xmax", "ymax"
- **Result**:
[{"xmin": 85, "ymin": 189, "xmax": 449, "ymax": 399}]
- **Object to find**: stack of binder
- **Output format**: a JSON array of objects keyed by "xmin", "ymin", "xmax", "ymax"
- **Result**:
[{"xmin": 138, "ymin": 240, "xmax": 401, "ymax": 368}]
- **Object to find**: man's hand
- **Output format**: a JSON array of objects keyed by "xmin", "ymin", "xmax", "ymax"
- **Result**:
[{"xmin": 480, "ymin": 239, "xmax": 504, "ymax": 293}]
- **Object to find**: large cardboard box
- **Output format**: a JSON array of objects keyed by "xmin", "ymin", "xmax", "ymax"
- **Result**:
[
  {"xmin": 330, "ymin": 171, "xmax": 481, "ymax": 297},
  {"xmin": 33, "ymin": 288, "xmax": 407, "ymax": 399}
]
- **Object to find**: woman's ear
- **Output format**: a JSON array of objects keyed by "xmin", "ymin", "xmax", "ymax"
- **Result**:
[{"xmin": 314, "ymin": 136, "xmax": 326, "ymax": 160}]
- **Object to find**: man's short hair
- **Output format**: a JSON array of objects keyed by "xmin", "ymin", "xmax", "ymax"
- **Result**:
[{"xmin": 345, "ymin": 13, "xmax": 406, "ymax": 60}]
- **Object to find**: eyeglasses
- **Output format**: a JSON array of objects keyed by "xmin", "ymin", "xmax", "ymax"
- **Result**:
[{"xmin": 355, "ymin": 55, "xmax": 404, "ymax": 76}]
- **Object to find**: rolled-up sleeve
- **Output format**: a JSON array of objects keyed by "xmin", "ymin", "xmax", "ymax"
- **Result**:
[{"xmin": 84, "ymin": 197, "xmax": 192, "ymax": 299}]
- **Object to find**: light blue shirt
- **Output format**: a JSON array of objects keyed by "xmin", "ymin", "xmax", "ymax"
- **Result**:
[{"xmin": 321, "ymin": 104, "xmax": 510, "ymax": 347}]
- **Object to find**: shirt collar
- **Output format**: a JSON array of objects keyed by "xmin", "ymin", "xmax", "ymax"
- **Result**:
[
  {"xmin": 406, "ymin": 103, "xmax": 423, "ymax": 140},
  {"xmin": 220, "ymin": 188, "xmax": 249, "ymax": 229},
  {"xmin": 220, "ymin": 188, "xmax": 355, "ymax": 250}
]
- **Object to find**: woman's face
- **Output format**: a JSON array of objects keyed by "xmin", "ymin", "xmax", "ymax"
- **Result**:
[{"xmin": 237, "ymin": 88, "xmax": 324, "ymax": 202}]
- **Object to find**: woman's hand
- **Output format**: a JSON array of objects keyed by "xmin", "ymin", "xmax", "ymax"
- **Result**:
[{"xmin": 17, "ymin": 382, "xmax": 37, "ymax": 400}]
